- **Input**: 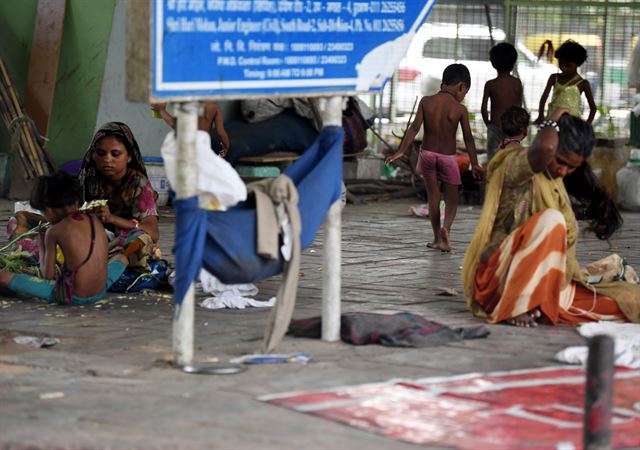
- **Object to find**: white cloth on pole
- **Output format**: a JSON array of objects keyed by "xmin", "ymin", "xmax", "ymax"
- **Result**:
[
  {"xmin": 555, "ymin": 322, "xmax": 640, "ymax": 368},
  {"xmin": 161, "ymin": 130, "xmax": 247, "ymax": 210}
]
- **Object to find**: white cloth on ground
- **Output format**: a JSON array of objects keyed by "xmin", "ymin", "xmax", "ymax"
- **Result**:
[
  {"xmin": 200, "ymin": 296, "xmax": 276, "ymax": 310},
  {"xmin": 198, "ymin": 269, "xmax": 275, "ymax": 310},
  {"xmin": 555, "ymin": 322, "xmax": 640, "ymax": 368}
]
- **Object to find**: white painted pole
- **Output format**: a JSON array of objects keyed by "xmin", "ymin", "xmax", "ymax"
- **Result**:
[
  {"xmin": 172, "ymin": 101, "xmax": 200, "ymax": 367},
  {"xmin": 322, "ymin": 199, "xmax": 342, "ymax": 342},
  {"xmin": 317, "ymin": 96, "xmax": 343, "ymax": 342}
]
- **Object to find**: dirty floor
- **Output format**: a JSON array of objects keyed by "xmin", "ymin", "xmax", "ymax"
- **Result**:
[{"xmin": 1, "ymin": 198, "xmax": 638, "ymax": 449}]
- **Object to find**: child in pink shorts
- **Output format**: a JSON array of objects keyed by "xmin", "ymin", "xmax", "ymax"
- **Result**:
[
  {"xmin": 416, "ymin": 150, "xmax": 462, "ymax": 186},
  {"xmin": 386, "ymin": 64, "xmax": 484, "ymax": 252}
]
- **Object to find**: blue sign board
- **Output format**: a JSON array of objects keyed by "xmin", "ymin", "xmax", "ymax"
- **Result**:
[{"xmin": 151, "ymin": 0, "xmax": 436, "ymax": 99}]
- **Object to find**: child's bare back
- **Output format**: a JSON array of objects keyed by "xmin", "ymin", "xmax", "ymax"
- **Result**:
[
  {"xmin": 0, "ymin": 172, "xmax": 128, "ymax": 305},
  {"xmin": 385, "ymin": 64, "xmax": 483, "ymax": 254},
  {"xmin": 48, "ymin": 213, "xmax": 109, "ymax": 297},
  {"xmin": 420, "ymin": 91, "xmax": 467, "ymax": 155},
  {"xmin": 485, "ymin": 74, "xmax": 523, "ymax": 125}
]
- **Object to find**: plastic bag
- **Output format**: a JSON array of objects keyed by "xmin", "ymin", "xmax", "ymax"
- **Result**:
[
  {"xmin": 617, "ymin": 165, "xmax": 640, "ymax": 211},
  {"xmin": 584, "ymin": 254, "xmax": 639, "ymax": 284},
  {"xmin": 109, "ymin": 259, "xmax": 170, "ymax": 293}
]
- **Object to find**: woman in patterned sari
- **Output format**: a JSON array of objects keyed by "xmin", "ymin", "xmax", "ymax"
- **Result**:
[
  {"xmin": 79, "ymin": 122, "xmax": 159, "ymax": 270},
  {"xmin": 462, "ymin": 111, "xmax": 640, "ymax": 327}
]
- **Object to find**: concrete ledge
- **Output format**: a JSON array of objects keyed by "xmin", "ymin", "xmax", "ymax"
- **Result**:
[{"xmin": 343, "ymin": 155, "xmax": 383, "ymax": 180}]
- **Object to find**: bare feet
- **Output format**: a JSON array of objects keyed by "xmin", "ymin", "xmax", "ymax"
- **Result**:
[
  {"xmin": 426, "ymin": 241, "xmax": 442, "ymax": 250},
  {"xmin": 505, "ymin": 308, "xmax": 542, "ymax": 327},
  {"xmin": 439, "ymin": 228, "xmax": 452, "ymax": 253}
]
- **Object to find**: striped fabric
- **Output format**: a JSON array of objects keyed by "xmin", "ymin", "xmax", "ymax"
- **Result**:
[{"xmin": 474, "ymin": 209, "xmax": 625, "ymax": 325}]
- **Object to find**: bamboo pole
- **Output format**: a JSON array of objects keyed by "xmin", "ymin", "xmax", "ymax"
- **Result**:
[{"xmin": 0, "ymin": 55, "xmax": 54, "ymax": 178}]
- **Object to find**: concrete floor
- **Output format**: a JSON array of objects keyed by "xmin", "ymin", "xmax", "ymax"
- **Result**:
[{"xmin": 1, "ymin": 198, "xmax": 638, "ymax": 449}]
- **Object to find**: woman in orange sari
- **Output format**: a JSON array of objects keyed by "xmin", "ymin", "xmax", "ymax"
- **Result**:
[{"xmin": 462, "ymin": 111, "xmax": 640, "ymax": 327}]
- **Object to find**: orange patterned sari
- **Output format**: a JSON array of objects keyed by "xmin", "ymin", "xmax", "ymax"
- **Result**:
[{"xmin": 462, "ymin": 144, "xmax": 640, "ymax": 324}]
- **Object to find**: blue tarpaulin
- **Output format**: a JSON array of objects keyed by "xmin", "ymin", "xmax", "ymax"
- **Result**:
[{"xmin": 173, "ymin": 125, "xmax": 344, "ymax": 305}]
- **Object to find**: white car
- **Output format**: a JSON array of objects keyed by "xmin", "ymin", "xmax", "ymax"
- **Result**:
[{"xmin": 386, "ymin": 23, "xmax": 559, "ymax": 117}]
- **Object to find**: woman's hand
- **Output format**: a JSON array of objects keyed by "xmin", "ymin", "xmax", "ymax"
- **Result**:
[
  {"xmin": 218, "ymin": 146, "xmax": 228, "ymax": 158},
  {"xmin": 90, "ymin": 204, "xmax": 112, "ymax": 224},
  {"xmin": 151, "ymin": 103, "xmax": 166, "ymax": 112}
]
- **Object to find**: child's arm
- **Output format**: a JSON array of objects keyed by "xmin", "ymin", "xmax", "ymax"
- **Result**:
[
  {"xmin": 481, "ymin": 82, "xmax": 491, "ymax": 126},
  {"xmin": 517, "ymin": 78, "xmax": 524, "ymax": 106},
  {"xmin": 211, "ymin": 103, "xmax": 230, "ymax": 156},
  {"xmin": 40, "ymin": 227, "xmax": 58, "ymax": 281},
  {"xmin": 534, "ymin": 75, "xmax": 555, "ymax": 124},
  {"xmin": 459, "ymin": 106, "xmax": 484, "ymax": 179},
  {"xmin": 580, "ymin": 80, "xmax": 597, "ymax": 124},
  {"xmin": 91, "ymin": 205, "xmax": 160, "ymax": 243},
  {"xmin": 384, "ymin": 97, "xmax": 425, "ymax": 165},
  {"xmin": 151, "ymin": 103, "xmax": 176, "ymax": 129}
]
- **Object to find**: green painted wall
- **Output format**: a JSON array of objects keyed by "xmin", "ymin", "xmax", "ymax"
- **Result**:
[
  {"xmin": 48, "ymin": 0, "xmax": 115, "ymax": 164},
  {"xmin": 0, "ymin": 0, "xmax": 37, "ymax": 153},
  {"xmin": 0, "ymin": 0, "xmax": 115, "ymax": 165}
]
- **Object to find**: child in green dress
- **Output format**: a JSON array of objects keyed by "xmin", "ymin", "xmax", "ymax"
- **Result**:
[{"xmin": 535, "ymin": 40, "xmax": 596, "ymax": 124}]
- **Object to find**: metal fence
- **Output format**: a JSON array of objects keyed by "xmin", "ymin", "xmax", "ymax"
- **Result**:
[{"xmin": 374, "ymin": 0, "xmax": 640, "ymax": 148}]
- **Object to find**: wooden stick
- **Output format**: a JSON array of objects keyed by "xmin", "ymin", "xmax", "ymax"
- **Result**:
[{"xmin": 1, "ymin": 55, "xmax": 54, "ymax": 177}]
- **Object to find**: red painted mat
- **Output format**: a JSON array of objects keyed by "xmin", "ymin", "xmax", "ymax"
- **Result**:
[{"xmin": 260, "ymin": 367, "xmax": 640, "ymax": 450}]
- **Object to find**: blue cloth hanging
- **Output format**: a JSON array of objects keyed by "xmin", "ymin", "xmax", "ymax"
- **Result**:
[{"xmin": 173, "ymin": 125, "xmax": 344, "ymax": 305}]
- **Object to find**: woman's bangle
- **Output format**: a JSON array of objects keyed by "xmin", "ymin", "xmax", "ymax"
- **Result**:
[{"xmin": 539, "ymin": 119, "xmax": 560, "ymax": 132}]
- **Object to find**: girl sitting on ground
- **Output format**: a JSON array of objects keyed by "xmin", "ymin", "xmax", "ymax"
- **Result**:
[{"xmin": 0, "ymin": 172, "xmax": 127, "ymax": 304}]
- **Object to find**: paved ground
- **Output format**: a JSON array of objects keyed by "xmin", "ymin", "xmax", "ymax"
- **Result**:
[{"xmin": 1, "ymin": 197, "xmax": 638, "ymax": 449}]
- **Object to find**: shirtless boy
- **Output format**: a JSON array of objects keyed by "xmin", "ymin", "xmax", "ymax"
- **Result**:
[
  {"xmin": 0, "ymin": 172, "xmax": 127, "ymax": 304},
  {"xmin": 151, "ymin": 101, "xmax": 230, "ymax": 157},
  {"xmin": 481, "ymin": 43, "xmax": 523, "ymax": 160},
  {"xmin": 386, "ymin": 64, "xmax": 484, "ymax": 252}
]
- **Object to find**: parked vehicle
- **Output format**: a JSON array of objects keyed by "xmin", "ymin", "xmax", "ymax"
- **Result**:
[{"xmin": 383, "ymin": 23, "xmax": 559, "ymax": 117}]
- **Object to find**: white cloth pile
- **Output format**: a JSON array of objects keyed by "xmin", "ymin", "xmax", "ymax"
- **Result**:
[
  {"xmin": 555, "ymin": 322, "xmax": 640, "ymax": 368},
  {"xmin": 198, "ymin": 270, "xmax": 275, "ymax": 310}
]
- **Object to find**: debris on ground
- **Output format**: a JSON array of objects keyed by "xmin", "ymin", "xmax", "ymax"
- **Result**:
[
  {"xmin": 39, "ymin": 392, "xmax": 65, "ymax": 400},
  {"xmin": 435, "ymin": 287, "xmax": 459, "ymax": 296},
  {"xmin": 13, "ymin": 336, "xmax": 60, "ymax": 348},
  {"xmin": 230, "ymin": 353, "xmax": 311, "ymax": 365}
]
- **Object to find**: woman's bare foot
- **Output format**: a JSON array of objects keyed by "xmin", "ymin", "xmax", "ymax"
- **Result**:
[
  {"xmin": 439, "ymin": 228, "xmax": 452, "ymax": 252},
  {"xmin": 505, "ymin": 308, "xmax": 542, "ymax": 327}
]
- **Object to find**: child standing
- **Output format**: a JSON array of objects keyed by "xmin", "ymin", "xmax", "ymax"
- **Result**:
[
  {"xmin": 535, "ymin": 40, "xmax": 596, "ymax": 124},
  {"xmin": 497, "ymin": 106, "xmax": 530, "ymax": 152},
  {"xmin": 386, "ymin": 64, "xmax": 484, "ymax": 252},
  {"xmin": 481, "ymin": 43, "xmax": 524, "ymax": 160},
  {"xmin": 0, "ymin": 172, "xmax": 127, "ymax": 305}
]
